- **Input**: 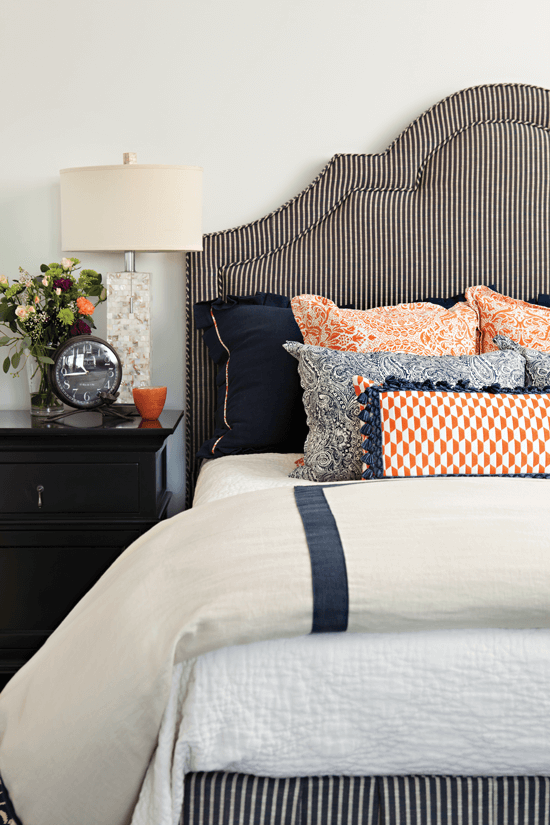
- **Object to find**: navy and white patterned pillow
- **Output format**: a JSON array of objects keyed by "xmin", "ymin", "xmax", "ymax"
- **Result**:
[
  {"xmin": 284, "ymin": 342, "xmax": 525, "ymax": 482},
  {"xmin": 494, "ymin": 335, "xmax": 550, "ymax": 388}
]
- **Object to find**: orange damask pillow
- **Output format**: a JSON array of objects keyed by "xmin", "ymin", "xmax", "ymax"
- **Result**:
[
  {"xmin": 290, "ymin": 295, "xmax": 478, "ymax": 356},
  {"xmin": 465, "ymin": 285, "xmax": 550, "ymax": 353}
]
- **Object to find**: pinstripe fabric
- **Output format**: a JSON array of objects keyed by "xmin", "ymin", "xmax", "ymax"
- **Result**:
[
  {"xmin": 181, "ymin": 775, "xmax": 550, "ymax": 825},
  {"xmin": 181, "ymin": 773, "xmax": 378, "ymax": 825},
  {"xmin": 379, "ymin": 776, "xmax": 550, "ymax": 825},
  {"xmin": 186, "ymin": 84, "xmax": 550, "ymax": 505}
]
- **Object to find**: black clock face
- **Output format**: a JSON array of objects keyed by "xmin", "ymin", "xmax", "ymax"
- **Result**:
[{"xmin": 51, "ymin": 336, "xmax": 122, "ymax": 409}]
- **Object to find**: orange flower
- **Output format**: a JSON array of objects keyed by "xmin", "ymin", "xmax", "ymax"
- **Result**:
[{"xmin": 76, "ymin": 297, "xmax": 95, "ymax": 316}]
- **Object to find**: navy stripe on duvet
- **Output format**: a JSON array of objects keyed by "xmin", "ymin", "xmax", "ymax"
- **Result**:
[
  {"xmin": 294, "ymin": 486, "xmax": 349, "ymax": 633},
  {"xmin": 0, "ymin": 772, "xmax": 22, "ymax": 825}
]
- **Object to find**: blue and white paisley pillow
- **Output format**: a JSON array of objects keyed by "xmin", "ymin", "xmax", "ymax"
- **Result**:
[
  {"xmin": 284, "ymin": 342, "xmax": 525, "ymax": 482},
  {"xmin": 494, "ymin": 335, "xmax": 550, "ymax": 388}
]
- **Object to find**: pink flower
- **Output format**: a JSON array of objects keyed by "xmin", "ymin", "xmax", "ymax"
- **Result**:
[
  {"xmin": 0, "ymin": 275, "xmax": 8, "ymax": 286},
  {"xmin": 15, "ymin": 305, "xmax": 35, "ymax": 320},
  {"xmin": 61, "ymin": 258, "xmax": 74, "ymax": 271},
  {"xmin": 42, "ymin": 277, "xmax": 48, "ymax": 286},
  {"xmin": 55, "ymin": 288, "xmax": 62, "ymax": 296},
  {"xmin": 34, "ymin": 295, "xmax": 40, "ymax": 304}
]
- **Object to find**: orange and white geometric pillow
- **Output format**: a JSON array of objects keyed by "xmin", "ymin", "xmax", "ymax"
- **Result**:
[
  {"xmin": 290, "ymin": 294, "xmax": 478, "ymax": 356},
  {"xmin": 465, "ymin": 285, "xmax": 550, "ymax": 354},
  {"xmin": 356, "ymin": 381, "xmax": 550, "ymax": 478},
  {"xmin": 352, "ymin": 375, "xmax": 378, "ymax": 477}
]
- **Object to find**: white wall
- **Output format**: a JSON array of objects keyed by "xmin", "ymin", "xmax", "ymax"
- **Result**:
[{"xmin": 1, "ymin": 0, "xmax": 549, "ymax": 410}]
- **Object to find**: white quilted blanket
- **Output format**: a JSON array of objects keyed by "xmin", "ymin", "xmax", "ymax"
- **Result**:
[{"xmin": 132, "ymin": 628, "xmax": 550, "ymax": 825}]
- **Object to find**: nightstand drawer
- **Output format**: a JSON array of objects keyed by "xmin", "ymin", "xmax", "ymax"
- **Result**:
[{"xmin": 0, "ymin": 463, "xmax": 139, "ymax": 514}]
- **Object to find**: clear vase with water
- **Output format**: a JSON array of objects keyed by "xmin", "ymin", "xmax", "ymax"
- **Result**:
[{"xmin": 26, "ymin": 352, "xmax": 63, "ymax": 417}]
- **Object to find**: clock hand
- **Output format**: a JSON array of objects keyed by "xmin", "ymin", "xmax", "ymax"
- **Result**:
[{"xmin": 63, "ymin": 371, "xmax": 89, "ymax": 375}]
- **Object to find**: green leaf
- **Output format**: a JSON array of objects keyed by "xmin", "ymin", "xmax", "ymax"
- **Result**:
[
  {"xmin": 0, "ymin": 336, "xmax": 11, "ymax": 345},
  {"xmin": 3, "ymin": 355, "xmax": 10, "ymax": 373},
  {"xmin": 23, "ymin": 336, "xmax": 31, "ymax": 347},
  {"xmin": 11, "ymin": 351, "xmax": 20, "ymax": 369},
  {"xmin": 36, "ymin": 355, "xmax": 54, "ymax": 364},
  {"xmin": 40, "ymin": 264, "xmax": 50, "ymax": 272},
  {"xmin": 0, "ymin": 304, "xmax": 13, "ymax": 322}
]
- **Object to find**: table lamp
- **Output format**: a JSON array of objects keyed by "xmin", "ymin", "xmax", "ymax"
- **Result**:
[{"xmin": 60, "ymin": 153, "xmax": 203, "ymax": 403}]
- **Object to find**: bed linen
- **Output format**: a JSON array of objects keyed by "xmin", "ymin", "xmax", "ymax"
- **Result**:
[
  {"xmin": 495, "ymin": 334, "xmax": 550, "ymax": 387},
  {"xmin": 193, "ymin": 453, "xmax": 313, "ymax": 505},
  {"xmin": 132, "ymin": 629, "xmax": 550, "ymax": 825},
  {"xmin": 2, "ymin": 476, "xmax": 550, "ymax": 825},
  {"xmin": 290, "ymin": 295, "xmax": 478, "ymax": 355}
]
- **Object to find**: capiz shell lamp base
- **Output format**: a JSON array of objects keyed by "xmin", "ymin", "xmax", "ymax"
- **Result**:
[{"xmin": 106, "ymin": 270, "xmax": 151, "ymax": 404}]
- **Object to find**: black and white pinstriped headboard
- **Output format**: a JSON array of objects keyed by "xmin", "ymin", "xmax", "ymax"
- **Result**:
[{"xmin": 185, "ymin": 83, "xmax": 550, "ymax": 505}]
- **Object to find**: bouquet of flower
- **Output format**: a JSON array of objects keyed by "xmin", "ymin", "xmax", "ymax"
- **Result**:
[
  {"xmin": 0, "ymin": 258, "xmax": 106, "ymax": 410},
  {"xmin": 0, "ymin": 257, "xmax": 106, "ymax": 371}
]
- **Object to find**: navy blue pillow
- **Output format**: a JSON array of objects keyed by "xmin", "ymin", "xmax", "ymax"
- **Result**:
[
  {"xmin": 425, "ymin": 283, "xmax": 497, "ymax": 309},
  {"xmin": 424, "ymin": 284, "xmax": 550, "ymax": 308},
  {"xmin": 194, "ymin": 293, "xmax": 307, "ymax": 458}
]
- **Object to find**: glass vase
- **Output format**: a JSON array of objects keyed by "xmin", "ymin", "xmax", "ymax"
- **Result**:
[{"xmin": 26, "ymin": 353, "xmax": 63, "ymax": 417}]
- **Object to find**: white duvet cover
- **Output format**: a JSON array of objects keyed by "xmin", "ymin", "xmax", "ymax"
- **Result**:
[{"xmin": 131, "ymin": 455, "xmax": 550, "ymax": 825}]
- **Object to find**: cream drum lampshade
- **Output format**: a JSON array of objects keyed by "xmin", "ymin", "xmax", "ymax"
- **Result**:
[
  {"xmin": 60, "ymin": 163, "xmax": 203, "ymax": 252},
  {"xmin": 59, "ymin": 158, "xmax": 203, "ymax": 404}
]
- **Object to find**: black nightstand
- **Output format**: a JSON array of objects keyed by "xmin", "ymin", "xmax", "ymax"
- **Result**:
[{"xmin": 0, "ymin": 408, "xmax": 184, "ymax": 690}]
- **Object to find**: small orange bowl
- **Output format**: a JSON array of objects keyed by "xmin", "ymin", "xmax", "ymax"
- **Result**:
[
  {"xmin": 138, "ymin": 418, "xmax": 163, "ymax": 429},
  {"xmin": 132, "ymin": 386, "xmax": 167, "ymax": 420}
]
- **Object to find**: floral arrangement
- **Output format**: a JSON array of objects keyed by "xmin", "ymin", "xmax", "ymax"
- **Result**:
[
  {"xmin": 0, "ymin": 258, "xmax": 106, "ymax": 411},
  {"xmin": 0, "ymin": 257, "xmax": 106, "ymax": 374}
]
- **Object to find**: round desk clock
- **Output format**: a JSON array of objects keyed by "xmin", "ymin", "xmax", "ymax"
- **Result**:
[{"xmin": 49, "ymin": 335, "xmax": 123, "ymax": 409}]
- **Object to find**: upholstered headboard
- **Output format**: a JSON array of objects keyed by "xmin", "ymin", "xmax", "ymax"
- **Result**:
[{"xmin": 185, "ymin": 83, "xmax": 550, "ymax": 505}]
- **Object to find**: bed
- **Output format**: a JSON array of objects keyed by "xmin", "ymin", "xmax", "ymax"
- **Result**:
[{"xmin": 2, "ymin": 82, "xmax": 550, "ymax": 825}]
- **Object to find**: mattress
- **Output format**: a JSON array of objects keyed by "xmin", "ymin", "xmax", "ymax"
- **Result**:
[{"xmin": 130, "ymin": 455, "xmax": 550, "ymax": 824}]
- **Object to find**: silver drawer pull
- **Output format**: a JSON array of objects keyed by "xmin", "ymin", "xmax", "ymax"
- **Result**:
[{"xmin": 36, "ymin": 485, "xmax": 44, "ymax": 509}]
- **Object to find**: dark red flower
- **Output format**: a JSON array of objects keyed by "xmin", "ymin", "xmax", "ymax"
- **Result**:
[
  {"xmin": 53, "ymin": 277, "xmax": 73, "ymax": 291},
  {"xmin": 70, "ymin": 319, "xmax": 91, "ymax": 336}
]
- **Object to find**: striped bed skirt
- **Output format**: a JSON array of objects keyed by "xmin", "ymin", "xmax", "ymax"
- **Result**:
[
  {"xmin": 182, "ymin": 773, "xmax": 550, "ymax": 825},
  {"xmin": 1, "ymin": 771, "xmax": 549, "ymax": 824}
]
